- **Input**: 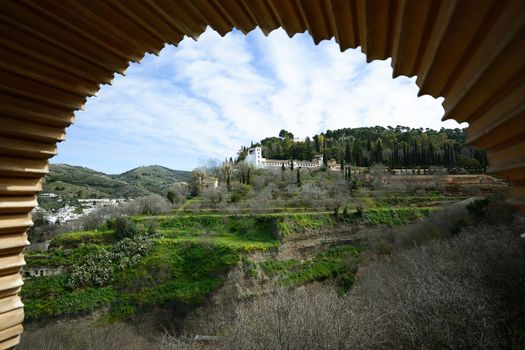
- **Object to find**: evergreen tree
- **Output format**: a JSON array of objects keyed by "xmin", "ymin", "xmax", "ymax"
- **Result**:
[
  {"xmin": 305, "ymin": 137, "xmax": 314, "ymax": 160},
  {"xmin": 236, "ymin": 126, "xmax": 485, "ymax": 171},
  {"xmin": 428, "ymin": 143, "xmax": 435, "ymax": 166},
  {"xmin": 353, "ymin": 141, "xmax": 363, "ymax": 166},
  {"xmin": 344, "ymin": 141, "xmax": 352, "ymax": 164},
  {"xmin": 413, "ymin": 139, "xmax": 419, "ymax": 165},
  {"xmin": 345, "ymin": 165, "xmax": 352, "ymax": 182},
  {"xmin": 313, "ymin": 135, "xmax": 320, "ymax": 153},
  {"xmin": 376, "ymin": 138, "xmax": 384, "ymax": 164}
]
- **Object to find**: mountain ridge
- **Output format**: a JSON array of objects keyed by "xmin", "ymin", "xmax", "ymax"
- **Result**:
[{"xmin": 44, "ymin": 163, "xmax": 191, "ymax": 198}]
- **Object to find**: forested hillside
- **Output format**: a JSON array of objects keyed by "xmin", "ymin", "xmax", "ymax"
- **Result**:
[
  {"xmin": 239, "ymin": 126, "xmax": 487, "ymax": 170},
  {"xmin": 115, "ymin": 165, "xmax": 191, "ymax": 194},
  {"xmin": 44, "ymin": 164, "xmax": 190, "ymax": 198}
]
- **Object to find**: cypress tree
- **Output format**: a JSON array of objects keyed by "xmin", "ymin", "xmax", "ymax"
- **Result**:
[
  {"xmin": 376, "ymin": 138, "xmax": 384, "ymax": 164},
  {"xmin": 345, "ymin": 141, "xmax": 352, "ymax": 164},
  {"xmin": 352, "ymin": 141, "xmax": 358, "ymax": 166},
  {"xmin": 413, "ymin": 139, "xmax": 419, "ymax": 166},
  {"xmin": 353, "ymin": 141, "xmax": 363, "ymax": 167},
  {"xmin": 402, "ymin": 142, "xmax": 408, "ymax": 167}
]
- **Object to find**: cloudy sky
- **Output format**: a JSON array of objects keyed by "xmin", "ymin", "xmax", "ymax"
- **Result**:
[{"xmin": 53, "ymin": 28, "xmax": 466, "ymax": 173}]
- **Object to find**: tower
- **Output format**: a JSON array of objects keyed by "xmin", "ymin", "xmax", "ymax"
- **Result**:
[{"xmin": 246, "ymin": 146, "xmax": 265, "ymax": 167}]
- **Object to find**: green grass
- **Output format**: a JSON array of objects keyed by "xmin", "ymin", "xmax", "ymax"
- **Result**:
[
  {"xmin": 138, "ymin": 215, "xmax": 280, "ymax": 251},
  {"xmin": 23, "ymin": 240, "xmax": 243, "ymax": 321},
  {"xmin": 174, "ymin": 236, "xmax": 279, "ymax": 252},
  {"xmin": 276, "ymin": 214, "xmax": 335, "ymax": 236},
  {"xmin": 111, "ymin": 240, "xmax": 240, "ymax": 311},
  {"xmin": 23, "ymin": 214, "xmax": 282, "ymax": 321},
  {"xmin": 22, "ymin": 275, "xmax": 115, "ymax": 320},
  {"xmin": 361, "ymin": 207, "xmax": 433, "ymax": 226},
  {"xmin": 241, "ymin": 256, "xmax": 259, "ymax": 278},
  {"xmin": 22, "ymin": 208, "xmax": 426, "ymax": 321},
  {"xmin": 260, "ymin": 245, "xmax": 360, "ymax": 293},
  {"xmin": 260, "ymin": 258, "xmax": 302, "ymax": 277},
  {"xmin": 26, "ymin": 244, "xmax": 108, "ymax": 267},
  {"xmin": 372, "ymin": 196, "xmax": 464, "ymax": 207},
  {"xmin": 50, "ymin": 230, "xmax": 116, "ymax": 247}
]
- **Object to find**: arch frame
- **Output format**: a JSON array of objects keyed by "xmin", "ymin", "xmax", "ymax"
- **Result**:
[{"xmin": 1, "ymin": 0, "xmax": 524, "ymax": 347}]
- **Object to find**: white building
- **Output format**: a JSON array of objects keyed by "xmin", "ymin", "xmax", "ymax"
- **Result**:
[
  {"xmin": 246, "ymin": 146, "xmax": 264, "ymax": 166},
  {"xmin": 245, "ymin": 146, "xmax": 323, "ymax": 169},
  {"xmin": 24, "ymin": 266, "xmax": 64, "ymax": 278}
]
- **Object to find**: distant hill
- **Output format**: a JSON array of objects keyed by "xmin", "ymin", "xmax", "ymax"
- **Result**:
[
  {"xmin": 43, "ymin": 164, "xmax": 190, "ymax": 198},
  {"xmin": 114, "ymin": 165, "xmax": 192, "ymax": 195}
]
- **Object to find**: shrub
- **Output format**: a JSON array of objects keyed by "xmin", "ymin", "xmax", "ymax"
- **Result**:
[
  {"xmin": 67, "ymin": 250, "xmax": 114, "ymax": 289},
  {"xmin": 467, "ymin": 194, "xmax": 517, "ymax": 225},
  {"xmin": 66, "ymin": 232, "xmax": 160, "ymax": 290},
  {"xmin": 229, "ymin": 184, "xmax": 251, "ymax": 203},
  {"xmin": 19, "ymin": 320, "xmax": 153, "ymax": 350},
  {"xmin": 123, "ymin": 194, "xmax": 173, "ymax": 215},
  {"xmin": 241, "ymin": 256, "xmax": 259, "ymax": 278},
  {"xmin": 114, "ymin": 217, "xmax": 138, "ymax": 240}
]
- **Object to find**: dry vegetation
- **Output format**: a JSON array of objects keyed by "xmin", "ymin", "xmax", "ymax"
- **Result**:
[
  {"xmin": 219, "ymin": 220, "xmax": 525, "ymax": 349},
  {"xmin": 20, "ymin": 320, "xmax": 153, "ymax": 350}
]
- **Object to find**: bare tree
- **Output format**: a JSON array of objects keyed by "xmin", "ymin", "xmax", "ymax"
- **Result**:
[
  {"xmin": 124, "ymin": 195, "xmax": 172, "ymax": 215},
  {"xmin": 369, "ymin": 163, "xmax": 386, "ymax": 191},
  {"xmin": 167, "ymin": 183, "xmax": 189, "ymax": 206}
]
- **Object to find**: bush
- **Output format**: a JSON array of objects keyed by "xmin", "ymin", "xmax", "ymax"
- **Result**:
[
  {"xmin": 114, "ymin": 217, "xmax": 138, "ymax": 240},
  {"xmin": 229, "ymin": 184, "xmax": 251, "ymax": 203},
  {"xmin": 123, "ymin": 194, "xmax": 173, "ymax": 215},
  {"xmin": 219, "ymin": 221, "xmax": 525, "ymax": 349},
  {"xmin": 19, "ymin": 320, "xmax": 153, "ymax": 350},
  {"xmin": 67, "ymin": 250, "xmax": 115, "ymax": 289},
  {"xmin": 467, "ymin": 194, "xmax": 517, "ymax": 225},
  {"xmin": 66, "ymin": 232, "xmax": 160, "ymax": 290}
]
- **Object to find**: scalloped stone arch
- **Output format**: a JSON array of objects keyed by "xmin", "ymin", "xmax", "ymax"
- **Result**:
[{"xmin": 1, "ymin": 1, "xmax": 524, "ymax": 348}]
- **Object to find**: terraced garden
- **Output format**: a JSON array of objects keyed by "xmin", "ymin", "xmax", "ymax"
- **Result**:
[{"xmin": 23, "ymin": 205, "xmax": 435, "ymax": 322}]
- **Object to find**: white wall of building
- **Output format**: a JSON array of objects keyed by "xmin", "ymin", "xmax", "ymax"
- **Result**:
[{"xmin": 246, "ymin": 146, "xmax": 265, "ymax": 168}]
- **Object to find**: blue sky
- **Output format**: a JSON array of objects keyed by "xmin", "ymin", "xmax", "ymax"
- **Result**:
[{"xmin": 53, "ymin": 28, "xmax": 466, "ymax": 174}]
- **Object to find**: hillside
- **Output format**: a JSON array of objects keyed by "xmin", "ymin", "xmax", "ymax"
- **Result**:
[
  {"xmin": 239, "ymin": 126, "xmax": 487, "ymax": 170},
  {"xmin": 115, "ymin": 165, "xmax": 191, "ymax": 194},
  {"xmin": 43, "ymin": 164, "xmax": 190, "ymax": 198}
]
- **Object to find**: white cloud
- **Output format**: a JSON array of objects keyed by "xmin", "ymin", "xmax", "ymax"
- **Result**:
[{"xmin": 56, "ymin": 28, "xmax": 466, "ymax": 173}]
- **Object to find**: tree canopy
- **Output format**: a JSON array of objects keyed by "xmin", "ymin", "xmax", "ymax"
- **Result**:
[{"xmin": 237, "ymin": 126, "xmax": 486, "ymax": 169}]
